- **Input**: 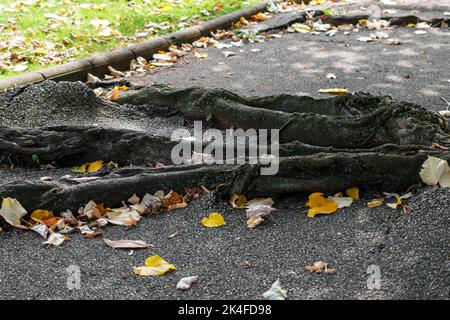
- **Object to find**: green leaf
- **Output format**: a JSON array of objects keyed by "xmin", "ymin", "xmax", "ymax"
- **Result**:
[
  {"xmin": 321, "ymin": 9, "xmax": 335, "ymax": 16},
  {"xmin": 32, "ymin": 154, "xmax": 40, "ymax": 164}
]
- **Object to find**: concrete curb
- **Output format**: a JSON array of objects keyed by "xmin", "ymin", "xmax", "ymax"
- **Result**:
[{"xmin": 0, "ymin": 1, "xmax": 272, "ymax": 93}]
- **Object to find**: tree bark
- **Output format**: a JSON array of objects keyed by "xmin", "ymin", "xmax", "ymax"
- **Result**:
[{"xmin": 0, "ymin": 81, "xmax": 449, "ymax": 212}]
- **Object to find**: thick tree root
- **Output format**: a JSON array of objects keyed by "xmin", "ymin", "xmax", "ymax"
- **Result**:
[
  {"xmin": 0, "ymin": 150, "xmax": 442, "ymax": 212},
  {"xmin": 0, "ymin": 81, "xmax": 449, "ymax": 212},
  {"xmin": 116, "ymin": 85, "xmax": 450, "ymax": 147}
]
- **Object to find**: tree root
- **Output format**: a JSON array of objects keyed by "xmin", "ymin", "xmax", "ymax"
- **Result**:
[
  {"xmin": 0, "ymin": 150, "xmax": 442, "ymax": 212},
  {"xmin": 0, "ymin": 81, "xmax": 449, "ymax": 212}
]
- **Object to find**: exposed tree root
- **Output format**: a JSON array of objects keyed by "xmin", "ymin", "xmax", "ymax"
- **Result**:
[
  {"xmin": 0, "ymin": 81, "xmax": 449, "ymax": 212},
  {"xmin": 116, "ymin": 85, "xmax": 450, "ymax": 147},
  {"xmin": 0, "ymin": 150, "xmax": 443, "ymax": 212}
]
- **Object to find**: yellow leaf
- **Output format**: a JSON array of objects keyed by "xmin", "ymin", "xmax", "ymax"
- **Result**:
[
  {"xmin": 31, "ymin": 209, "xmax": 54, "ymax": 223},
  {"xmin": 229, "ymin": 194, "xmax": 247, "ymax": 209},
  {"xmin": 240, "ymin": 17, "xmax": 249, "ymax": 25},
  {"xmin": 201, "ymin": 212, "xmax": 226, "ymax": 227},
  {"xmin": 346, "ymin": 187, "xmax": 360, "ymax": 201},
  {"xmin": 250, "ymin": 12, "xmax": 267, "ymax": 22},
  {"xmin": 133, "ymin": 255, "xmax": 176, "ymax": 276},
  {"xmin": 306, "ymin": 193, "xmax": 338, "ymax": 218},
  {"xmin": 87, "ymin": 160, "xmax": 104, "ymax": 172},
  {"xmin": 0, "ymin": 197, "xmax": 28, "ymax": 229},
  {"xmin": 291, "ymin": 23, "xmax": 311, "ymax": 33},
  {"xmin": 160, "ymin": 5, "xmax": 172, "ymax": 12},
  {"xmin": 109, "ymin": 86, "xmax": 120, "ymax": 100},
  {"xmin": 386, "ymin": 196, "xmax": 402, "ymax": 209},
  {"xmin": 367, "ymin": 198, "xmax": 384, "ymax": 208},
  {"xmin": 194, "ymin": 51, "xmax": 208, "ymax": 59},
  {"xmin": 34, "ymin": 49, "xmax": 46, "ymax": 55},
  {"xmin": 71, "ymin": 160, "xmax": 104, "ymax": 173},
  {"xmin": 319, "ymin": 88, "xmax": 349, "ymax": 95}
]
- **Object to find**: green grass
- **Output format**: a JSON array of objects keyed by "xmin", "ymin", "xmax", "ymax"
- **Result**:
[{"xmin": 0, "ymin": 0, "xmax": 257, "ymax": 78}]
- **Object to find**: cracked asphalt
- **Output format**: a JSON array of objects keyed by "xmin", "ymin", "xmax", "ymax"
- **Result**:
[{"xmin": 1, "ymin": 0, "xmax": 449, "ymax": 300}]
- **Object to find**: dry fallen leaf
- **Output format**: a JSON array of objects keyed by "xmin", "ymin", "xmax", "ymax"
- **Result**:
[
  {"xmin": 84, "ymin": 231, "xmax": 102, "ymax": 239},
  {"xmin": 86, "ymin": 73, "xmax": 101, "ymax": 83},
  {"xmin": 31, "ymin": 223, "xmax": 49, "ymax": 239},
  {"xmin": 245, "ymin": 202, "xmax": 276, "ymax": 228},
  {"xmin": 167, "ymin": 202, "xmax": 188, "ymax": 211},
  {"xmin": 0, "ymin": 197, "xmax": 28, "ymax": 229},
  {"xmin": 346, "ymin": 187, "xmax": 360, "ymax": 201},
  {"xmin": 246, "ymin": 215, "xmax": 265, "ymax": 228},
  {"xmin": 327, "ymin": 196, "xmax": 353, "ymax": 209},
  {"xmin": 367, "ymin": 198, "xmax": 384, "ymax": 208},
  {"xmin": 306, "ymin": 193, "xmax": 338, "ymax": 218},
  {"xmin": 106, "ymin": 86, "xmax": 128, "ymax": 101},
  {"xmin": 71, "ymin": 160, "xmax": 104, "ymax": 173},
  {"xmin": 30, "ymin": 209, "xmax": 54, "ymax": 224},
  {"xmin": 326, "ymin": 73, "xmax": 337, "ymax": 80},
  {"xmin": 201, "ymin": 212, "xmax": 226, "ymax": 228},
  {"xmin": 106, "ymin": 208, "xmax": 141, "ymax": 226},
  {"xmin": 83, "ymin": 201, "xmax": 106, "ymax": 219},
  {"xmin": 107, "ymin": 66, "xmax": 125, "ymax": 78},
  {"xmin": 386, "ymin": 195, "xmax": 402, "ymax": 209},
  {"xmin": 162, "ymin": 190, "xmax": 187, "ymax": 211},
  {"xmin": 250, "ymin": 12, "xmax": 267, "ymax": 22},
  {"xmin": 262, "ymin": 280, "xmax": 287, "ymax": 300},
  {"xmin": 290, "ymin": 23, "xmax": 311, "ymax": 33},
  {"xmin": 103, "ymin": 238, "xmax": 153, "ymax": 249},
  {"xmin": 319, "ymin": 88, "xmax": 349, "ymax": 94},
  {"xmin": 43, "ymin": 232, "xmax": 66, "ymax": 247},
  {"xmin": 177, "ymin": 276, "xmax": 199, "ymax": 290},
  {"xmin": 222, "ymin": 51, "xmax": 236, "ymax": 58},
  {"xmin": 358, "ymin": 36, "xmax": 374, "ymax": 42},
  {"xmin": 168, "ymin": 231, "xmax": 179, "ymax": 238},
  {"xmin": 230, "ymin": 194, "xmax": 247, "ymax": 209},
  {"xmin": 130, "ymin": 193, "xmax": 161, "ymax": 214},
  {"xmin": 194, "ymin": 51, "xmax": 208, "ymax": 59},
  {"xmin": 246, "ymin": 197, "xmax": 274, "ymax": 208},
  {"xmin": 305, "ymin": 261, "xmax": 336, "ymax": 273},
  {"xmin": 419, "ymin": 155, "xmax": 450, "ymax": 187},
  {"xmin": 133, "ymin": 255, "xmax": 176, "ymax": 276},
  {"xmin": 127, "ymin": 194, "xmax": 140, "ymax": 205}
]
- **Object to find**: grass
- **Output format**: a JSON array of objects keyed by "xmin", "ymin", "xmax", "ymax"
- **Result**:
[{"xmin": 0, "ymin": 0, "xmax": 257, "ymax": 78}]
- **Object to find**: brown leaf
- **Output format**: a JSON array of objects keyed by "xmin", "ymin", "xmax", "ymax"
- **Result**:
[
  {"xmin": 305, "ymin": 261, "xmax": 335, "ymax": 273},
  {"xmin": 246, "ymin": 215, "xmax": 264, "ymax": 228},
  {"xmin": 103, "ymin": 238, "xmax": 153, "ymax": 249},
  {"xmin": 107, "ymin": 66, "xmax": 125, "ymax": 78},
  {"xmin": 84, "ymin": 231, "xmax": 103, "ymax": 239}
]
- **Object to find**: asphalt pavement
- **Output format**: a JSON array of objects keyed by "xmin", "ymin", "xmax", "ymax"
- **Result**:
[{"xmin": 0, "ymin": 0, "xmax": 449, "ymax": 300}]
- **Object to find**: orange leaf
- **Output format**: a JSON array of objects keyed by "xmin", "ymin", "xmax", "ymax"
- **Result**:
[
  {"xmin": 162, "ymin": 190, "xmax": 183, "ymax": 208},
  {"xmin": 31, "ymin": 209, "xmax": 54, "ymax": 223},
  {"xmin": 84, "ymin": 232, "xmax": 103, "ymax": 239},
  {"xmin": 43, "ymin": 216, "xmax": 62, "ymax": 227},
  {"xmin": 306, "ymin": 193, "xmax": 338, "ymax": 218}
]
